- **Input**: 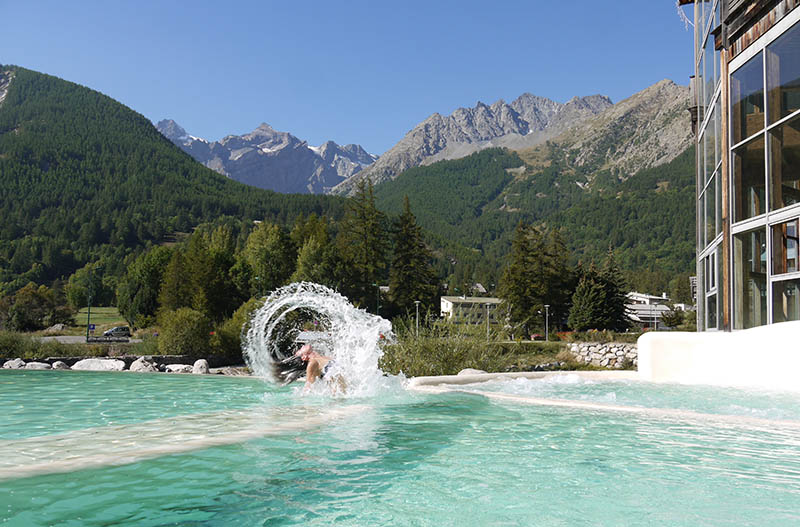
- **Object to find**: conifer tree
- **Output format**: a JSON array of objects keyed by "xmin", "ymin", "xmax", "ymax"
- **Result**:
[
  {"xmin": 388, "ymin": 196, "xmax": 438, "ymax": 315},
  {"xmin": 599, "ymin": 249, "xmax": 630, "ymax": 331},
  {"xmin": 336, "ymin": 179, "xmax": 389, "ymax": 311},
  {"xmin": 498, "ymin": 223, "xmax": 572, "ymax": 335},
  {"xmin": 158, "ymin": 250, "xmax": 193, "ymax": 316},
  {"xmin": 567, "ymin": 268, "xmax": 606, "ymax": 331}
]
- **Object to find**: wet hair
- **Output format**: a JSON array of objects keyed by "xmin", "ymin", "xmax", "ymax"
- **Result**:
[{"xmin": 272, "ymin": 354, "xmax": 307, "ymax": 385}]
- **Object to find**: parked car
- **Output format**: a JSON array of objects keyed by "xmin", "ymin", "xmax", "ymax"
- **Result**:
[{"xmin": 103, "ymin": 326, "xmax": 131, "ymax": 338}]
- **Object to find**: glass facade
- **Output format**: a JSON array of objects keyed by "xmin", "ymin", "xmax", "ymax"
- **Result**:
[
  {"xmin": 728, "ymin": 17, "xmax": 800, "ymax": 330},
  {"xmin": 694, "ymin": 2, "xmax": 800, "ymax": 331},
  {"xmin": 696, "ymin": 0, "xmax": 722, "ymax": 331}
]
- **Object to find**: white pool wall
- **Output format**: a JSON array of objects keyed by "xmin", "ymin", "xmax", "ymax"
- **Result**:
[{"xmin": 637, "ymin": 320, "xmax": 800, "ymax": 391}]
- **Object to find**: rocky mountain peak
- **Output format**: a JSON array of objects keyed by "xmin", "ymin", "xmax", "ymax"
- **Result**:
[
  {"xmin": 157, "ymin": 120, "xmax": 376, "ymax": 194},
  {"xmin": 332, "ymin": 88, "xmax": 614, "ymax": 194},
  {"xmin": 156, "ymin": 119, "xmax": 189, "ymax": 143}
]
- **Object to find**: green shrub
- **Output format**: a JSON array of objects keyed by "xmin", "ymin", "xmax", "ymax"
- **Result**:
[
  {"xmin": 0, "ymin": 331, "xmax": 39, "ymax": 359},
  {"xmin": 158, "ymin": 308, "xmax": 212, "ymax": 357},
  {"xmin": 379, "ymin": 318, "xmax": 569, "ymax": 377},
  {"xmin": 209, "ymin": 298, "xmax": 261, "ymax": 365}
]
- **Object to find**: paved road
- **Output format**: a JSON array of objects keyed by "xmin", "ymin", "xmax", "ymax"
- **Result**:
[{"xmin": 39, "ymin": 336, "xmax": 142, "ymax": 344}]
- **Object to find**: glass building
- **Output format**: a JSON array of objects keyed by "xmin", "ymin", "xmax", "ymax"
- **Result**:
[{"xmin": 687, "ymin": 0, "xmax": 800, "ymax": 330}]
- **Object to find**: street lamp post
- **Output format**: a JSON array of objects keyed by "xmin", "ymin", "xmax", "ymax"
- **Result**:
[
  {"xmin": 544, "ymin": 304, "xmax": 550, "ymax": 342},
  {"xmin": 414, "ymin": 300, "xmax": 421, "ymax": 337},
  {"xmin": 486, "ymin": 303, "xmax": 491, "ymax": 342}
]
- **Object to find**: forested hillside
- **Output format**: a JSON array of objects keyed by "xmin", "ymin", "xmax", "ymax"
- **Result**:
[
  {"xmin": 0, "ymin": 66, "xmax": 345, "ymax": 294},
  {"xmin": 375, "ymin": 146, "xmax": 696, "ymax": 296}
]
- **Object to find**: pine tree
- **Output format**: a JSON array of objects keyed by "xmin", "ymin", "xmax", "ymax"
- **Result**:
[
  {"xmin": 568, "ymin": 269, "xmax": 606, "ymax": 331},
  {"xmin": 336, "ymin": 179, "xmax": 389, "ymax": 311},
  {"xmin": 498, "ymin": 223, "xmax": 572, "ymax": 335},
  {"xmin": 388, "ymin": 196, "xmax": 438, "ymax": 316},
  {"xmin": 599, "ymin": 249, "xmax": 630, "ymax": 331}
]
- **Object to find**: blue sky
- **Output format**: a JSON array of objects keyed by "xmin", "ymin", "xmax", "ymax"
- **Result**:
[{"xmin": 2, "ymin": 1, "xmax": 694, "ymax": 154}]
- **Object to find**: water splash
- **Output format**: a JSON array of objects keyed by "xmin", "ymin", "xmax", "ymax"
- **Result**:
[{"xmin": 243, "ymin": 282, "xmax": 396, "ymax": 396}]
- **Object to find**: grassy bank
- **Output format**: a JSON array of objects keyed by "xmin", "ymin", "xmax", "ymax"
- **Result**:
[{"xmin": 379, "ymin": 320, "xmax": 591, "ymax": 377}]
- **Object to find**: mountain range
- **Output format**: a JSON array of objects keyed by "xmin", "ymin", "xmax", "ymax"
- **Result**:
[
  {"xmin": 157, "ymin": 120, "xmax": 376, "ymax": 194},
  {"xmin": 332, "ymin": 92, "xmax": 616, "ymax": 194},
  {"xmin": 0, "ymin": 63, "xmax": 696, "ymax": 298}
]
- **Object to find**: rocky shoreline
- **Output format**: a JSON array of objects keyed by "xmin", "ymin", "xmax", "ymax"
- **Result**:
[{"xmin": 1, "ymin": 356, "xmax": 250, "ymax": 376}]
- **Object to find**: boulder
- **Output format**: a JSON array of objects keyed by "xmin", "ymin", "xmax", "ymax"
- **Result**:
[
  {"xmin": 24, "ymin": 361, "xmax": 52, "ymax": 370},
  {"xmin": 165, "ymin": 364, "xmax": 193, "ymax": 374},
  {"xmin": 51, "ymin": 361, "xmax": 70, "ymax": 370},
  {"xmin": 457, "ymin": 368, "xmax": 487, "ymax": 376},
  {"xmin": 43, "ymin": 323, "xmax": 66, "ymax": 334},
  {"xmin": 2, "ymin": 358, "xmax": 25, "ymax": 369},
  {"xmin": 72, "ymin": 358, "xmax": 126, "ymax": 371},
  {"xmin": 192, "ymin": 359, "xmax": 210, "ymax": 375},
  {"xmin": 129, "ymin": 357, "xmax": 159, "ymax": 373}
]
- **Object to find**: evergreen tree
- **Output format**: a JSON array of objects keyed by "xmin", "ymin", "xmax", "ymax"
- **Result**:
[
  {"xmin": 336, "ymin": 179, "xmax": 389, "ymax": 311},
  {"xmin": 388, "ymin": 196, "xmax": 438, "ymax": 315},
  {"xmin": 158, "ymin": 250, "xmax": 193, "ymax": 316},
  {"xmin": 498, "ymin": 223, "xmax": 572, "ymax": 335},
  {"xmin": 567, "ymin": 252, "xmax": 630, "ymax": 331},
  {"xmin": 567, "ymin": 269, "xmax": 606, "ymax": 331},
  {"xmin": 599, "ymin": 249, "xmax": 629, "ymax": 331}
]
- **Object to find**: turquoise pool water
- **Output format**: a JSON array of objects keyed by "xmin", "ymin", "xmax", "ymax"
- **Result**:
[{"xmin": 2, "ymin": 370, "xmax": 800, "ymax": 526}]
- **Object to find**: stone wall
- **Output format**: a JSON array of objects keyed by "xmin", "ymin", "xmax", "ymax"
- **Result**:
[{"xmin": 568, "ymin": 342, "xmax": 637, "ymax": 369}]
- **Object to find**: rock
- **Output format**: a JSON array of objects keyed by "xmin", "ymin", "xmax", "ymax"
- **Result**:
[
  {"xmin": 43, "ymin": 323, "xmax": 66, "ymax": 334},
  {"xmin": 51, "ymin": 361, "xmax": 70, "ymax": 370},
  {"xmin": 457, "ymin": 368, "xmax": 487, "ymax": 376},
  {"xmin": 72, "ymin": 358, "xmax": 126, "ymax": 371},
  {"xmin": 130, "ymin": 357, "xmax": 158, "ymax": 373},
  {"xmin": 211, "ymin": 366, "xmax": 251, "ymax": 376},
  {"xmin": 2, "ymin": 358, "xmax": 25, "ymax": 369},
  {"xmin": 192, "ymin": 359, "xmax": 210, "ymax": 375},
  {"xmin": 24, "ymin": 361, "xmax": 51, "ymax": 370},
  {"xmin": 165, "ymin": 364, "xmax": 193, "ymax": 374}
]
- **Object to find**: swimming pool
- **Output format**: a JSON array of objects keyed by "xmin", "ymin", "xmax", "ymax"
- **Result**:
[{"xmin": 2, "ymin": 370, "xmax": 800, "ymax": 526}]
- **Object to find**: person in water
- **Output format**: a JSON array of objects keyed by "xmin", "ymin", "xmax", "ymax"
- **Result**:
[
  {"xmin": 295, "ymin": 343, "xmax": 334, "ymax": 385},
  {"xmin": 273, "ymin": 342, "xmax": 334, "ymax": 387}
]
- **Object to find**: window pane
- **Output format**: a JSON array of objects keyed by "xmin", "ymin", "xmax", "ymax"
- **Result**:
[
  {"xmin": 773, "ymin": 279, "xmax": 800, "ymax": 323},
  {"xmin": 704, "ymin": 107, "xmax": 716, "ymax": 183},
  {"xmin": 733, "ymin": 229, "xmax": 768, "ymax": 329},
  {"xmin": 766, "ymin": 22, "xmax": 800, "ymax": 125},
  {"xmin": 705, "ymin": 34, "xmax": 717, "ymax": 108},
  {"xmin": 769, "ymin": 114, "xmax": 800, "ymax": 210},
  {"xmin": 731, "ymin": 53, "xmax": 765, "ymax": 145},
  {"xmin": 733, "ymin": 135, "xmax": 766, "ymax": 222},
  {"xmin": 707, "ymin": 293, "xmax": 718, "ymax": 329},
  {"xmin": 705, "ymin": 177, "xmax": 716, "ymax": 245},
  {"xmin": 772, "ymin": 219, "xmax": 799, "ymax": 275}
]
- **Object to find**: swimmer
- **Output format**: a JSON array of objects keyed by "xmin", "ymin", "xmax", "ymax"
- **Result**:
[
  {"xmin": 295, "ymin": 343, "xmax": 335, "ymax": 386},
  {"xmin": 273, "ymin": 343, "xmax": 335, "ymax": 388}
]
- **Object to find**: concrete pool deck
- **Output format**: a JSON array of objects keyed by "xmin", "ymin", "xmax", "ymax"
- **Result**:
[{"xmin": 637, "ymin": 320, "xmax": 800, "ymax": 392}]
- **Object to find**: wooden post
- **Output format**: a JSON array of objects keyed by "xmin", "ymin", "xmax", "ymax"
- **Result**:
[{"xmin": 721, "ymin": 47, "xmax": 732, "ymax": 331}]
